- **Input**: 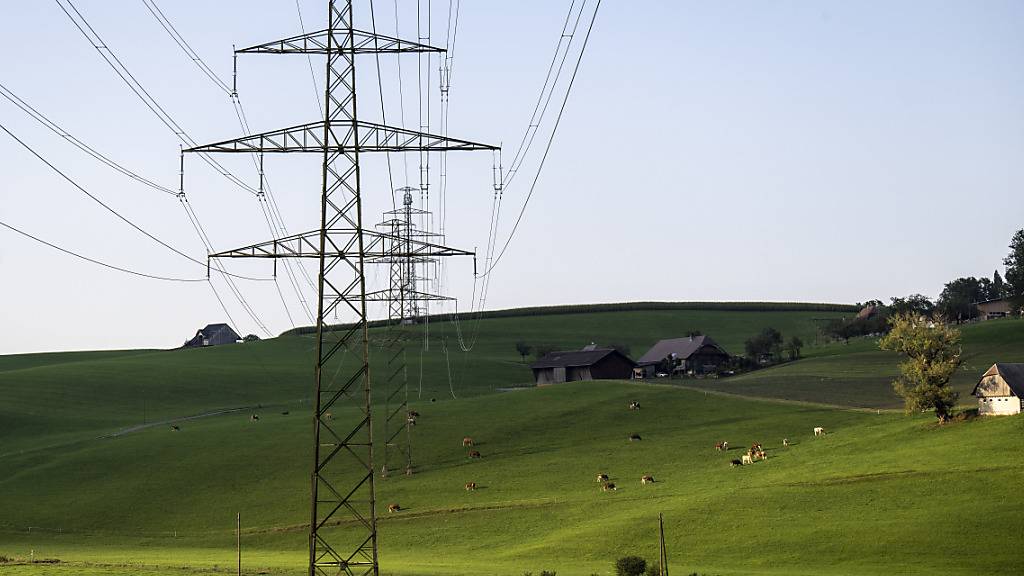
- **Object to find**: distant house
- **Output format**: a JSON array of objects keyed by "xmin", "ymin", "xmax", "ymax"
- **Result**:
[
  {"xmin": 530, "ymin": 347, "xmax": 635, "ymax": 385},
  {"xmin": 636, "ymin": 335, "xmax": 730, "ymax": 377},
  {"xmin": 975, "ymin": 297, "xmax": 1017, "ymax": 320},
  {"xmin": 183, "ymin": 323, "xmax": 241, "ymax": 348},
  {"xmin": 972, "ymin": 363, "xmax": 1024, "ymax": 416}
]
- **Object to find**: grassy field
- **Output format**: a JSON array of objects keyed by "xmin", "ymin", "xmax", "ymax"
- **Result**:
[
  {"xmin": 683, "ymin": 317, "xmax": 1024, "ymax": 408},
  {"xmin": 2, "ymin": 308, "xmax": 1023, "ymax": 575}
]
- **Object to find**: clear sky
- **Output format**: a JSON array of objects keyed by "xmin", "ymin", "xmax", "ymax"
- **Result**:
[{"xmin": 1, "ymin": 1, "xmax": 1022, "ymax": 354}]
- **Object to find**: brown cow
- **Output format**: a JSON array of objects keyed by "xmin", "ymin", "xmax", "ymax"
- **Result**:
[
  {"xmin": 465, "ymin": 482, "xmax": 477, "ymax": 491},
  {"xmin": 468, "ymin": 450, "xmax": 482, "ymax": 459},
  {"xmin": 596, "ymin": 473, "xmax": 609, "ymax": 483},
  {"xmin": 641, "ymin": 475, "xmax": 655, "ymax": 485},
  {"xmin": 602, "ymin": 482, "xmax": 617, "ymax": 492},
  {"xmin": 462, "ymin": 436, "xmax": 474, "ymax": 447},
  {"xmin": 387, "ymin": 503, "xmax": 401, "ymax": 513},
  {"xmin": 715, "ymin": 441, "xmax": 729, "ymax": 452}
]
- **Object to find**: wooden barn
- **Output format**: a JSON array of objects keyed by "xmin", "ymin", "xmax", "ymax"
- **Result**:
[
  {"xmin": 972, "ymin": 363, "xmax": 1024, "ymax": 416},
  {"xmin": 183, "ymin": 323, "xmax": 241, "ymax": 348},
  {"xmin": 975, "ymin": 297, "xmax": 1017, "ymax": 320},
  {"xmin": 636, "ymin": 335, "xmax": 730, "ymax": 377},
  {"xmin": 530, "ymin": 347, "xmax": 635, "ymax": 385}
]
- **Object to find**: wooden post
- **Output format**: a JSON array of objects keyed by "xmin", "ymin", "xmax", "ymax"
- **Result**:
[
  {"xmin": 236, "ymin": 512, "xmax": 241, "ymax": 576},
  {"xmin": 659, "ymin": 512, "xmax": 668, "ymax": 576}
]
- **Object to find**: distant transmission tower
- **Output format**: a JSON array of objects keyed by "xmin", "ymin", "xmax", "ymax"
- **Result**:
[
  {"xmin": 185, "ymin": 2, "xmax": 496, "ymax": 574},
  {"xmin": 375, "ymin": 187, "xmax": 451, "ymax": 478}
]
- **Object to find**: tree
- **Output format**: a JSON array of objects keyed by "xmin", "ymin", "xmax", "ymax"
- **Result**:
[
  {"xmin": 784, "ymin": 336, "xmax": 804, "ymax": 360},
  {"xmin": 514, "ymin": 341, "xmax": 532, "ymax": 363},
  {"xmin": 615, "ymin": 556, "xmax": 647, "ymax": 576},
  {"xmin": 1003, "ymin": 229, "xmax": 1024, "ymax": 297},
  {"xmin": 533, "ymin": 344, "xmax": 556, "ymax": 361},
  {"xmin": 609, "ymin": 342, "xmax": 632, "ymax": 357},
  {"xmin": 888, "ymin": 294, "xmax": 935, "ymax": 317},
  {"xmin": 936, "ymin": 277, "xmax": 983, "ymax": 322},
  {"xmin": 879, "ymin": 313, "xmax": 962, "ymax": 422},
  {"xmin": 993, "ymin": 269, "xmax": 1006, "ymax": 298},
  {"xmin": 243, "ymin": 334, "xmax": 261, "ymax": 342},
  {"xmin": 657, "ymin": 354, "xmax": 681, "ymax": 376},
  {"xmin": 745, "ymin": 327, "xmax": 783, "ymax": 362}
]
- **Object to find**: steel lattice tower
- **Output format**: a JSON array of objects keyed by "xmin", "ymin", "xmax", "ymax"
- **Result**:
[{"xmin": 185, "ymin": 2, "xmax": 496, "ymax": 574}]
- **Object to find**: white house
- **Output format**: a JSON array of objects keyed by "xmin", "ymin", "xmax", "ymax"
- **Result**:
[{"xmin": 972, "ymin": 363, "xmax": 1024, "ymax": 416}]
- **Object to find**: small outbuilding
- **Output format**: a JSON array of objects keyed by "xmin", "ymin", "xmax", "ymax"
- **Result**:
[
  {"xmin": 972, "ymin": 363, "xmax": 1024, "ymax": 416},
  {"xmin": 183, "ymin": 323, "xmax": 241, "ymax": 348},
  {"xmin": 636, "ymin": 335, "xmax": 730, "ymax": 377},
  {"xmin": 530, "ymin": 347, "xmax": 635, "ymax": 385}
]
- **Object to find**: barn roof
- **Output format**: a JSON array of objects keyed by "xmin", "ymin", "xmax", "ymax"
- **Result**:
[
  {"xmin": 636, "ymin": 335, "xmax": 729, "ymax": 365},
  {"xmin": 973, "ymin": 363, "xmax": 1024, "ymax": 397},
  {"xmin": 530, "ymin": 348, "xmax": 631, "ymax": 369}
]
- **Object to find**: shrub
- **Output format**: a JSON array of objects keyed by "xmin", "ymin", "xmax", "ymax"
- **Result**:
[
  {"xmin": 645, "ymin": 563, "xmax": 662, "ymax": 576},
  {"xmin": 615, "ymin": 556, "xmax": 647, "ymax": 576}
]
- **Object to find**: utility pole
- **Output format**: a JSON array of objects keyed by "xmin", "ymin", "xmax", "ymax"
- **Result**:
[
  {"xmin": 659, "ymin": 513, "xmax": 669, "ymax": 576},
  {"xmin": 185, "ymin": 2, "xmax": 496, "ymax": 574},
  {"xmin": 236, "ymin": 512, "xmax": 241, "ymax": 576}
]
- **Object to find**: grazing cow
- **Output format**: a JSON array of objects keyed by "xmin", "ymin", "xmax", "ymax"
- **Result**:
[
  {"xmin": 629, "ymin": 434, "xmax": 642, "ymax": 442},
  {"xmin": 741, "ymin": 453, "xmax": 753, "ymax": 465},
  {"xmin": 641, "ymin": 475, "xmax": 655, "ymax": 485},
  {"xmin": 387, "ymin": 503, "xmax": 401, "ymax": 513},
  {"xmin": 714, "ymin": 442, "xmax": 725, "ymax": 451},
  {"xmin": 408, "ymin": 410, "xmax": 420, "ymax": 419},
  {"xmin": 170, "ymin": 425, "xmax": 180, "ymax": 432},
  {"xmin": 602, "ymin": 482, "xmax": 617, "ymax": 492},
  {"xmin": 628, "ymin": 401, "xmax": 641, "ymax": 411},
  {"xmin": 462, "ymin": 436, "xmax": 474, "ymax": 447},
  {"xmin": 250, "ymin": 414, "xmax": 260, "ymax": 422},
  {"xmin": 465, "ymin": 482, "xmax": 477, "ymax": 491},
  {"xmin": 730, "ymin": 459, "xmax": 743, "ymax": 467},
  {"xmin": 782, "ymin": 438, "xmax": 789, "ymax": 447},
  {"xmin": 596, "ymin": 473, "xmax": 609, "ymax": 483},
  {"xmin": 750, "ymin": 443, "xmax": 763, "ymax": 453},
  {"xmin": 468, "ymin": 450, "xmax": 482, "ymax": 459},
  {"xmin": 814, "ymin": 427, "xmax": 825, "ymax": 437}
]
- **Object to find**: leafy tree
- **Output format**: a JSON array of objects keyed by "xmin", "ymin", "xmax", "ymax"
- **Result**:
[
  {"xmin": 1003, "ymin": 229, "xmax": 1024, "ymax": 297},
  {"xmin": 515, "ymin": 341, "xmax": 532, "ymax": 363},
  {"xmin": 744, "ymin": 327, "xmax": 783, "ymax": 362},
  {"xmin": 615, "ymin": 556, "xmax": 647, "ymax": 576},
  {"xmin": 888, "ymin": 294, "xmax": 935, "ymax": 317},
  {"xmin": 936, "ymin": 277, "xmax": 983, "ymax": 322},
  {"xmin": 243, "ymin": 334, "xmax": 261, "ymax": 342},
  {"xmin": 644, "ymin": 563, "xmax": 662, "ymax": 576},
  {"xmin": 993, "ymin": 270, "xmax": 1006, "ymax": 299},
  {"xmin": 879, "ymin": 313, "xmax": 962, "ymax": 422},
  {"xmin": 657, "ymin": 354, "xmax": 681, "ymax": 376},
  {"xmin": 533, "ymin": 344, "xmax": 556, "ymax": 361},
  {"xmin": 784, "ymin": 336, "xmax": 804, "ymax": 360},
  {"xmin": 609, "ymin": 342, "xmax": 632, "ymax": 357}
]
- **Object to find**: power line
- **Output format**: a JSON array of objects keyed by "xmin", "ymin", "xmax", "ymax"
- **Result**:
[
  {"xmin": 0, "ymin": 219, "xmax": 206, "ymax": 283},
  {"xmin": 54, "ymin": 0, "xmax": 259, "ymax": 196},
  {"xmin": 482, "ymin": 0, "xmax": 601, "ymax": 275}
]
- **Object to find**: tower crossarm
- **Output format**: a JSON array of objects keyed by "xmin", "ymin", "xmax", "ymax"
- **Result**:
[
  {"xmin": 208, "ymin": 229, "xmax": 474, "ymax": 260},
  {"xmin": 185, "ymin": 120, "xmax": 497, "ymax": 154},
  {"xmin": 362, "ymin": 289, "xmax": 455, "ymax": 303},
  {"xmin": 237, "ymin": 28, "xmax": 446, "ymax": 55}
]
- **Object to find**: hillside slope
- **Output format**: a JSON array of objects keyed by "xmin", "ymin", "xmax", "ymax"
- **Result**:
[{"xmin": 1, "ymin": 382, "xmax": 1022, "ymax": 576}]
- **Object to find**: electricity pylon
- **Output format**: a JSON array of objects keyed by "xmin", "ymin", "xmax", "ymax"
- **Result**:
[
  {"xmin": 375, "ymin": 188, "xmax": 451, "ymax": 478},
  {"xmin": 185, "ymin": 2, "xmax": 496, "ymax": 574}
]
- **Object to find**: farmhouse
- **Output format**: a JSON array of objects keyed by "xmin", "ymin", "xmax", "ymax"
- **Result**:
[
  {"xmin": 183, "ymin": 323, "xmax": 241, "ymax": 348},
  {"xmin": 972, "ymin": 363, "xmax": 1024, "ymax": 416},
  {"xmin": 530, "ymin": 347, "xmax": 635, "ymax": 385},
  {"xmin": 975, "ymin": 297, "xmax": 1017, "ymax": 320},
  {"xmin": 635, "ymin": 335, "xmax": 730, "ymax": 377}
]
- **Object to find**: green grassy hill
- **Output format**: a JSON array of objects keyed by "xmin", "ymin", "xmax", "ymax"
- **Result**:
[{"xmin": 2, "ymin": 305, "xmax": 1023, "ymax": 576}]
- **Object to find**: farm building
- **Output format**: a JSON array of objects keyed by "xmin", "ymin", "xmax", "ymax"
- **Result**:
[
  {"xmin": 972, "ymin": 363, "xmax": 1024, "ymax": 416},
  {"xmin": 635, "ymin": 335, "xmax": 730, "ymax": 377},
  {"xmin": 975, "ymin": 297, "xmax": 1018, "ymax": 320},
  {"xmin": 530, "ymin": 347, "xmax": 635, "ymax": 385},
  {"xmin": 183, "ymin": 323, "xmax": 241, "ymax": 348}
]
